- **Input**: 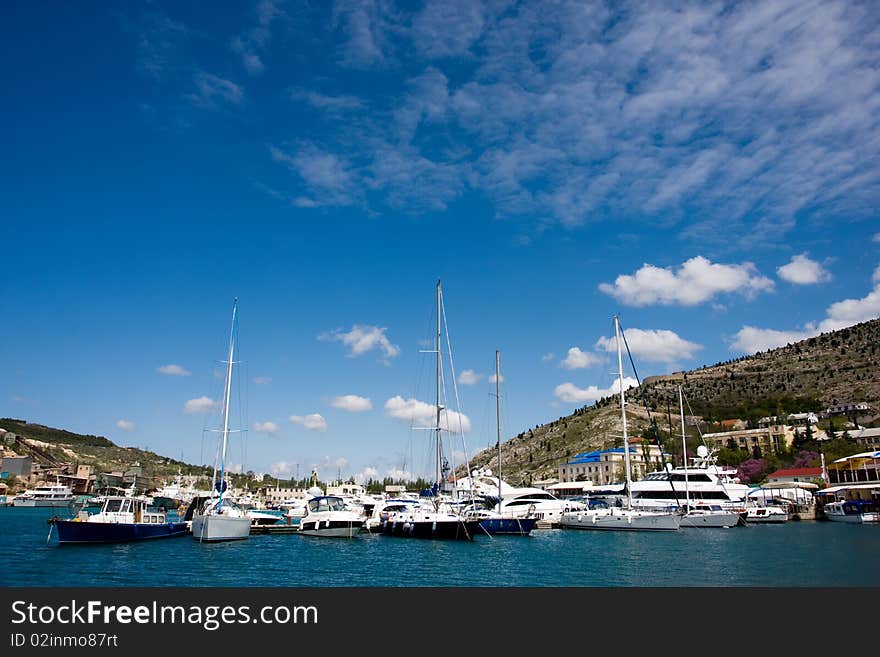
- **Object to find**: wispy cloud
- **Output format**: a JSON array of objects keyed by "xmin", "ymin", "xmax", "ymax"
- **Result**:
[
  {"xmin": 488, "ymin": 373, "xmax": 504, "ymax": 384},
  {"xmin": 330, "ymin": 395, "xmax": 373, "ymax": 412},
  {"xmin": 289, "ymin": 413, "xmax": 328, "ymax": 432},
  {"xmin": 777, "ymin": 253, "xmax": 831, "ymax": 285},
  {"xmin": 253, "ymin": 376, "xmax": 272, "ymax": 385},
  {"xmin": 186, "ymin": 72, "xmax": 244, "ymax": 109},
  {"xmin": 599, "ymin": 256, "xmax": 774, "ymax": 307},
  {"xmin": 541, "ymin": 353, "xmax": 555, "ymax": 363},
  {"xmin": 184, "ymin": 396, "xmax": 216, "ymax": 413},
  {"xmin": 157, "ymin": 364, "xmax": 191, "ymax": 376},
  {"xmin": 319, "ymin": 324, "xmax": 400, "ymax": 361},
  {"xmin": 116, "ymin": 419, "xmax": 135, "ymax": 432},
  {"xmin": 554, "ymin": 377, "xmax": 639, "ymax": 404},
  {"xmin": 384, "ymin": 395, "xmax": 471, "ymax": 433},
  {"xmin": 595, "ymin": 328, "xmax": 703, "ymax": 364},
  {"xmin": 276, "ymin": 1, "xmax": 878, "ymax": 239},
  {"xmin": 230, "ymin": 0, "xmax": 286, "ymax": 75}
]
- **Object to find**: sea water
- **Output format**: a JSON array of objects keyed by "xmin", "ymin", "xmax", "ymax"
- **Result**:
[{"xmin": 1, "ymin": 507, "xmax": 878, "ymax": 587}]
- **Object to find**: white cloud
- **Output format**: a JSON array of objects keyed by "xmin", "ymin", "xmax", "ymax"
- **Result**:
[
  {"xmin": 554, "ymin": 377, "xmax": 639, "ymax": 404},
  {"xmin": 319, "ymin": 324, "xmax": 400, "ymax": 360},
  {"xmin": 384, "ymin": 467, "xmax": 414, "ymax": 481},
  {"xmin": 184, "ymin": 396, "xmax": 217, "ymax": 414},
  {"xmin": 732, "ymin": 266, "xmax": 880, "ymax": 353},
  {"xmin": 777, "ymin": 253, "xmax": 831, "ymax": 284},
  {"xmin": 595, "ymin": 328, "xmax": 703, "ymax": 364},
  {"xmin": 541, "ymin": 353, "xmax": 555, "ymax": 362},
  {"xmin": 330, "ymin": 395, "xmax": 373, "ymax": 412},
  {"xmin": 253, "ymin": 421, "xmax": 279, "ymax": 434},
  {"xmin": 334, "ymin": 457, "xmax": 349, "ymax": 470},
  {"xmin": 230, "ymin": 0, "xmax": 284, "ymax": 75},
  {"xmin": 873, "ymin": 233, "xmax": 880, "ymax": 243},
  {"xmin": 289, "ymin": 413, "xmax": 328, "ymax": 432},
  {"xmin": 384, "ymin": 395, "xmax": 471, "ymax": 434},
  {"xmin": 353, "ymin": 466, "xmax": 380, "ymax": 484},
  {"xmin": 157, "ymin": 364, "xmax": 191, "ymax": 376},
  {"xmin": 458, "ymin": 369, "xmax": 482, "ymax": 385},
  {"xmin": 116, "ymin": 419, "xmax": 135, "ymax": 432},
  {"xmin": 488, "ymin": 373, "xmax": 504, "ymax": 384},
  {"xmin": 253, "ymin": 376, "xmax": 272, "ymax": 385},
  {"xmin": 598, "ymin": 256, "xmax": 774, "ymax": 306},
  {"xmin": 561, "ymin": 347, "xmax": 602, "ymax": 370}
]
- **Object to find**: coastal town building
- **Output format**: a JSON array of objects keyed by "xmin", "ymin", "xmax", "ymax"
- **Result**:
[
  {"xmin": 826, "ymin": 402, "xmax": 870, "ymax": 416},
  {"xmin": 702, "ymin": 425, "xmax": 793, "ymax": 453},
  {"xmin": 849, "ymin": 427, "xmax": 880, "ymax": 448},
  {"xmin": 767, "ymin": 467, "xmax": 824, "ymax": 485},
  {"xmin": 826, "ymin": 452, "xmax": 880, "ymax": 485},
  {"xmin": 557, "ymin": 441, "xmax": 663, "ymax": 485}
]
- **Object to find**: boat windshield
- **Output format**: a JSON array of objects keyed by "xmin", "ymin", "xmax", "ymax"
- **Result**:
[
  {"xmin": 309, "ymin": 497, "xmax": 346, "ymax": 513},
  {"xmin": 104, "ymin": 499, "xmax": 123, "ymax": 513}
]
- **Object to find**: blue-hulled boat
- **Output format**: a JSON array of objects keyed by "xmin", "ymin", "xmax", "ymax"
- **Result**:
[{"xmin": 50, "ymin": 494, "xmax": 188, "ymax": 544}]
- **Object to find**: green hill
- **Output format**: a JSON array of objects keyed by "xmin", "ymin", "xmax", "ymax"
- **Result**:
[{"xmin": 463, "ymin": 318, "xmax": 880, "ymax": 485}]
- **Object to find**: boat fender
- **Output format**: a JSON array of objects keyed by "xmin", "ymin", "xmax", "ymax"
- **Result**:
[
  {"xmin": 432, "ymin": 521, "xmax": 437, "ymax": 533},
  {"xmin": 591, "ymin": 515, "xmax": 597, "ymax": 524}
]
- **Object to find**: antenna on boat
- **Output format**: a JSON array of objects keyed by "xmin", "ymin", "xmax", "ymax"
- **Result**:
[{"xmin": 435, "ymin": 280, "xmax": 442, "ymax": 507}]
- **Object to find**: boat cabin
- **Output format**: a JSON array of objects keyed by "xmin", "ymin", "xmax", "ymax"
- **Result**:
[{"xmin": 80, "ymin": 496, "xmax": 168, "ymax": 524}]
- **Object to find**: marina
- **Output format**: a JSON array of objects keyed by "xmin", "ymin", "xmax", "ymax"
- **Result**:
[{"xmin": 2, "ymin": 505, "xmax": 879, "ymax": 587}]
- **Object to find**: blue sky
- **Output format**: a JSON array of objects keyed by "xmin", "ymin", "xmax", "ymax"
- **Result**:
[{"xmin": 2, "ymin": 0, "xmax": 879, "ymax": 484}]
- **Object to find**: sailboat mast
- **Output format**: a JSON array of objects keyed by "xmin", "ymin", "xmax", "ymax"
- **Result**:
[
  {"xmin": 679, "ymin": 385, "xmax": 689, "ymax": 508},
  {"xmin": 615, "ymin": 315, "xmax": 633, "ymax": 509},
  {"xmin": 218, "ymin": 298, "xmax": 237, "ymax": 512},
  {"xmin": 495, "ymin": 349, "xmax": 502, "ymax": 506},
  {"xmin": 435, "ymin": 280, "xmax": 442, "ymax": 495}
]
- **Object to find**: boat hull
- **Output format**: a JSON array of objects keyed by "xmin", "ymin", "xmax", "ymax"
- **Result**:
[
  {"xmin": 380, "ymin": 518, "xmax": 480, "ymax": 540},
  {"xmin": 299, "ymin": 519, "xmax": 364, "ymax": 538},
  {"xmin": 476, "ymin": 517, "xmax": 537, "ymax": 536},
  {"xmin": 191, "ymin": 513, "xmax": 251, "ymax": 542},
  {"xmin": 54, "ymin": 520, "xmax": 188, "ymax": 544},
  {"xmin": 681, "ymin": 512, "xmax": 742, "ymax": 528},
  {"xmin": 13, "ymin": 499, "xmax": 74, "ymax": 508},
  {"xmin": 559, "ymin": 510, "xmax": 681, "ymax": 531}
]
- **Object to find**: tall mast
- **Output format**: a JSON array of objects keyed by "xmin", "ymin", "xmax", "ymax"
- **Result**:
[
  {"xmin": 218, "ymin": 298, "xmax": 237, "ymax": 512},
  {"xmin": 495, "ymin": 349, "xmax": 502, "ymax": 507},
  {"xmin": 615, "ymin": 315, "xmax": 633, "ymax": 509},
  {"xmin": 679, "ymin": 385, "xmax": 689, "ymax": 509},
  {"xmin": 435, "ymin": 280, "xmax": 442, "ymax": 497}
]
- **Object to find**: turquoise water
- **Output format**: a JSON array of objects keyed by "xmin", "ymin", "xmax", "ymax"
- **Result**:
[{"xmin": 2, "ymin": 507, "xmax": 878, "ymax": 587}]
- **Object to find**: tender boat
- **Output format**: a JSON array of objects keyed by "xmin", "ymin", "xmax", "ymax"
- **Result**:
[
  {"xmin": 823, "ymin": 499, "xmax": 880, "ymax": 523},
  {"xmin": 744, "ymin": 503, "xmax": 789, "ymax": 523},
  {"xmin": 50, "ymin": 494, "xmax": 188, "ymax": 544},
  {"xmin": 298, "ymin": 495, "xmax": 365, "ymax": 538}
]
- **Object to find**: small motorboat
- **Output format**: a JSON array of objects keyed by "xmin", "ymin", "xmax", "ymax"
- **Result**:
[
  {"xmin": 50, "ymin": 494, "xmax": 188, "ymax": 544},
  {"xmin": 745, "ymin": 503, "xmax": 789, "ymax": 524},
  {"xmin": 298, "ymin": 495, "xmax": 364, "ymax": 538}
]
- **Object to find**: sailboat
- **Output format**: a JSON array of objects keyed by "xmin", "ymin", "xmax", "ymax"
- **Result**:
[
  {"xmin": 676, "ymin": 386, "xmax": 742, "ymax": 528},
  {"xmin": 380, "ymin": 280, "xmax": 481, "ymax": 541},
  {"xmin": 191, "ymin": 299, "xmax": 252, "ymax": 542},
  {"xmin": 558, "ymin": 315, "xmax": 681, "ymax": 531},
  {"xmin": 463, "ymin": 350, "xmax": 537, "ymax": 536}
]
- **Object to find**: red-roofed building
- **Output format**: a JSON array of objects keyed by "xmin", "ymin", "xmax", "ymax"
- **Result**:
[{"xmin": 767, "ymin": 467, "xmax": 823, "ymax": 484}]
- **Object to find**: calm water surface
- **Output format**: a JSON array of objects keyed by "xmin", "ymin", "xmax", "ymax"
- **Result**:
[{"xmin": 2, "ymin": 507, "xmax": 878, "ymax": 587}]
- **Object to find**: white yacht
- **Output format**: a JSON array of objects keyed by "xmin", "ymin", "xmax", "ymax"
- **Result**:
[
  {"xmin": 298, "ymin": 495, "xmax": 365, "ymax": 538},
  {"xmin": 628, "ymin": 447, "xmax": 750, "ymax": 512},
  {"xmin": 12, "ymin": 483, "xmax": 75, "ymax": 507},
  {"xmin": 823, "ymin": 499, "xmax": 880, "ymax": 523}
]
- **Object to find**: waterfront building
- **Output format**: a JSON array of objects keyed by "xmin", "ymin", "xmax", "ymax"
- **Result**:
[
  {"xmin": 767, "ymin": 467, "xmax": 824, "ymax": 485},
  {"xmin": 557, "ymin": 441, "xmax": 663, "ymax": 485},
  {"xmin": 826, "ymin": 451, "xmax": 880, "ymax": 485}
]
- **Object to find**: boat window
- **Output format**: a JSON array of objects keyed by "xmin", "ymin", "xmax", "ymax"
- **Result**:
[{"xmin": 104, "ymin": 499, "xmax": 122, "ymax": 513}]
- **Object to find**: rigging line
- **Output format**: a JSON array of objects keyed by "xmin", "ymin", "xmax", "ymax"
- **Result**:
[
  {"xmin": 440, "ymin": 291, "xmax": 474, "ymax": 501},
  {"xmin": 618, "ymin": 318, "xmax": 681, "ymax": 507}
]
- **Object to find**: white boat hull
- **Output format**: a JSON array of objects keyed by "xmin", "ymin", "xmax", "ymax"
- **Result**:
[
  {"xmin": 559, "ymin": 509, "xmax": 681, "ymax": 531},
  {"xmin": 12, "ymin": 499, "xmax": 74, "ymax": 507},
  {"xmin": 681, "ymin": 511, "xmax": 742, "ymax": 528},
  {"xmin": 191, "ymin": 513, "xmax": 251, "ymax": 542},
  {"xmin": 825, "ymin": 512, "xmax": 880, "ymax": 524},
  {"xmin": 298, "ymin": 520, "xmax": 364, "ymax": 538}
]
